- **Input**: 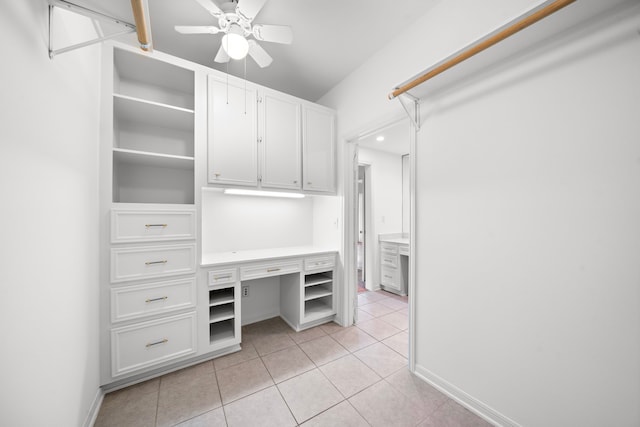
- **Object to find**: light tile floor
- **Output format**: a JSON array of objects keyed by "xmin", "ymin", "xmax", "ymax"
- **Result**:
[{"xmin": 95, "ymin": 290, "xmax": 491, "ymax": 427}]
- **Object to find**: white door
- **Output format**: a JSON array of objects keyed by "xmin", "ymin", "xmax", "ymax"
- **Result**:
[
  {"xmin": 259, "ymin": 92, "xmax": 301, "ymax": 189},
  {"xmin": 302, "ymin": 105, "xmax": 335, "ymax": 192},
  {"xmin": 207, "ymin": 76, "xmax": 258, "ymax": 186}
]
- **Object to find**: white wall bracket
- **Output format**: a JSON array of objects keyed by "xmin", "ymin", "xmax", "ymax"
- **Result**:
[
  {"xmin": 48, "ymin": 0, "xmax": 136, "ymax": 59},
  {"xmin": 396, "ymin": 92, "xmax": 421, "ymax": 131}
]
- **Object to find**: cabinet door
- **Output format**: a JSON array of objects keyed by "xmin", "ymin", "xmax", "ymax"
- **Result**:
[
  {"xmin": 302, "ymin": 105, "xmax": 335, "ymax": 193},
  {"xmin": 260, "ymin": 92, "xmax": 301, "ymax": 190},
  {"xmin": 207, "ymin": 76, "xmax": 258, "ymax": 186}
]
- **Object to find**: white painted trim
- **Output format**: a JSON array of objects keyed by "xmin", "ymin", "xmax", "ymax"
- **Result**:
[
  {"xmin": 414, "ymin": 364, "xmax": 521, "ymax": 427},
  {"xmin": 408, "ymin": 102, "xmax": 417, "ymax": 372},
  {"xmin": 83, "ymin": 388, "xmax": 104, "ymax": 427}
]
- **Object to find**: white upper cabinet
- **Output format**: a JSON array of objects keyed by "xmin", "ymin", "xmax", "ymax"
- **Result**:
[
  {"xmin": 302, "ymin": 105, "xmax": 336, "ymax": 193},
  {"xmin": 259, "ymin": 91, "xmax": 301, "ymax": 190},
  {"xmin": 207, "ymin": 75, "xmax": 258, "ymax": 186}
]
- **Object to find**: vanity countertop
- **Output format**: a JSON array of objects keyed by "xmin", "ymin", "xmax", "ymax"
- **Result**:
[
  {"xmin": 202, "ymin": 246, "xmax": 338, "ymax": 267},
  {"xmin": 378, "ymin": 233, "xmax": 409, "ymax": 246}
]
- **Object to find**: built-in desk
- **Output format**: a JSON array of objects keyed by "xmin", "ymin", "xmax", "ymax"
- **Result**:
[
  {"xmin": 378, "ymin": 234, "xmax": 409, "ymax": 296},
  {"xmin": 201, "ymin": 247, "xmax": 339, "ymax": 351}
]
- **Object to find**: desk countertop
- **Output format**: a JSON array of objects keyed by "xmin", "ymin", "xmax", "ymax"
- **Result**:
[
  {"xmin": 379, "ymin": 235, "xmax": 409, "ymax": 245},
  {"xmin": 201, "ymin": 246, "xmax": 338, "ymax": 267}
]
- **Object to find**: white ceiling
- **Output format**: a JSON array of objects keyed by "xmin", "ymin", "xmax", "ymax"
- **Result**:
[
  {"xmin": 357, "ymin": 119, "xmax": 410, "ymax": 156},
  {"xmin": 73, "ymin": 0, "xmax": 439, "ymax": 101}
]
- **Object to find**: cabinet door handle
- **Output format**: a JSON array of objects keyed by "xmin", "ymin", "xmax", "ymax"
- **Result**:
[
  {"xmin": 307, "ymin": 182, "xmax": 312, "ymax": 185},
  {"xmin": 145, "ymin": 224, "xmax": 167, "ymax": 228},
  {"xmin": 267, "ymin": 268, "xmax": 281, "ymax": 272},
  {"xmin": 293, "ymin": 180, "xmax": 298, "ymax": 184},
  {"xmin": 145, "ymin": 260, "xmax": 168, "ymax": 265},
  {"xmin": 145, "ymin": 296, "xmax": 168, "ymax": 303},
  {"xmin": 214, "ymin": 275, "xmax": 231, "ymax": 280},
  {"xmin": 146, "ymin": 338, "xmax": 168, "ymax": 348},
  {"xmin": 384, "ymin": 275, "xmax": 393, "ymax": 279}
]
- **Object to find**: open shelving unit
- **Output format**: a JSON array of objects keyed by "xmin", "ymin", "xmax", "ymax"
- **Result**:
[
  {"xmin": 303, "ymin": 271, "xmax": 334, "ymax": 322},
  {"xmin": 112, "ymin": 48, "xmax": 195, "ymax": 204},
  {"xmin": 208, "ymin": 287, "xmax": 237, "ymax": 344}
]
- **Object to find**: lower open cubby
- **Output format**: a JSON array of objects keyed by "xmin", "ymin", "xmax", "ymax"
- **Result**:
[{"xmin": 208, "ymin": 286, "xmax": 237, "ymax": 345}]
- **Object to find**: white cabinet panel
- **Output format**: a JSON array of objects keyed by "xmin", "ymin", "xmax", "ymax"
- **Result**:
[
  {"xmin": 111, "ymin": 312, "xmax": 196, "ymax": 376},
  {"xmin": 111, "ymin": 244, "xmax": 196, "ymax": 283},
  {"xmin": 260, "ymin": 92, "xmax": 301, "ymax": 189},
  {"xmin": 208, "ymin": 267, "xmax": 238, "ymax": 288},
  {"xmin": 207, "ymin": 76, "xmax": 258, "ymax": 186},
  {"xmin": 111, "ymin": 278, "xmax": 196, "ymax": 323},
  {"xmin": 304, "ymin": 255, "xmax": 335, "ymax": 273},
  {"xmin": 302, "ymin": 105, "xmax": 335, "ymax": 193},
  {"xmin": 111, "ymin": 209, "xmax": 196, "ymax": 243},
  {"xmin": 240, "ymin": 259, "xmax": 301, "ymax": 281}
]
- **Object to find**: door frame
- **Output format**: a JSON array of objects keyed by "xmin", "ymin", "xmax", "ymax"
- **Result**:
[{"xmin": 342, "ymin": 114, "xmax": 418, "ymax": 371}]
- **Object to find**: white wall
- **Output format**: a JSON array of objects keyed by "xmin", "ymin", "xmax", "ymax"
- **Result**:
[
  {"xmin": 0, "ymin": 3, "xmax": 101, "ymax": 426},
  {"xmin": 201, "ymin": 190, "xmax": 340, "ymax": 253},
  {"xmin": 320, "ymin": 0, "xmax": 640, "ymax": 426},
  {"xmin": 358, "ymin": 148, "xmax": 403, "ymax": 289}
]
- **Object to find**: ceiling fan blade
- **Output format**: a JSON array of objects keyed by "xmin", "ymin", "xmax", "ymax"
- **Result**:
[
  {"xmin": 236, "ymin": 0, "xmax": 268, "ymax": 22},
  {"xmin": 248, "ymin": 40, "xmax": 272, "ymax": 68},
  {"xmin": 252, "ymin": 24, "xmax": 293, "ymax": 44},
  {"xmin": 214, "ymin": 44, "xmax": 230, "ymax": 63},
  {"xmin": 193, "ymin": 0, "xmax": 224, "ymax": 17},
  {"xmin": 174, "ymin": 25, "xmax": 221, "ymax": 34}
]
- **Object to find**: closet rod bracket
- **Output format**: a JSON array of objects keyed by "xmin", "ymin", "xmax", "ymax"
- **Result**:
[
  {"xmin": 396, "ymin": 92, "xmax": 421, "ymax": 131},
  {"xmin": 48, "ymin": 0, "xmax": 136, "ymax": 59}
]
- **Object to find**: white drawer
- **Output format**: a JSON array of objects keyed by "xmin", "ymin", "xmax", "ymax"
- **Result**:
[
  {"xmin": 381, "ymin": 253, "xmax": 398, "ymax": 268},
  {"xmin": 398, "ymin": 244, "xmax": 409, "ymax": 256},
  {"xmin": 381, "ymin": 266, "xmax": 400, "ymax": 290},
  {"xmin": 240, "ymin": 259, "xmax": 301, "ymax": 281},
  {"xmin": 111, "ymin": 244, "xmax": 196, "ymax": 283},
  {"xmin": 208, "ymin": 268, "xmax": 237, "ymax": 288},
  {"xmin": 380, "ymin": 243, "xmax": 398, "ymax": 254},
  {"xmin": 111, "ymin": 312, "xmax": 197, "ymax": 377},
  {"xmin": 304, "ymin": 255, "xmax": 335, "ymax": 272},
  {"xmin": 111, "ymin": 209, "xmax": 196, "ymax": 243},
  {"xmin": 111, "ymin": 278, "xmax": 196, "ymax": 323}
]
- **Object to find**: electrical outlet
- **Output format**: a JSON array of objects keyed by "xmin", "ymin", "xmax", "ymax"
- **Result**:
[{"xmin": 242, "ymin": 286, "xmax": 249, "ymax": 297}]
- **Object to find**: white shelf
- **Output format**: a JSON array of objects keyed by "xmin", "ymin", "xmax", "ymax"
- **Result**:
[
  {"xmin": 209, "ymin": 305, "xmax": 235, "ymax": 323},
  {"xmin": 304, "ymin": 285, "xmax": 333, "ymax": 301},
  {"xmin": 305, "ymin": 275, "xmax": 332, "ymax": 287},
  {"xmin": 304, "ymin": 298, "xmax": 334, "ymax": 322},
  {"xmin": 113, "ymin": 148, "xmax": 194, "ymax": 171},
  {"xmin": 114, "ymin": 94, "xmax": 194, "ymax": 132},
  {"xmin": 209, "ymin": 292, "xmax": 234, "ymax": 307},
  {"xmin": 210, "ymin": 320, "xmax": 235, "ymax": 342},
  {"xmin": 114, "ymin": 48, "xmax": 194, "ymax": 108}
]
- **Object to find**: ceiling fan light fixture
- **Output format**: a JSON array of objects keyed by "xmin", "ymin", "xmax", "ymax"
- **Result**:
[{"xmin": 222, "ymin": 24, "xmax": 249, "ymax": 59}]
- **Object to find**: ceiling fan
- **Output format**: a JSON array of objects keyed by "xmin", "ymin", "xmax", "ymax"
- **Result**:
[{"xmin": 175, "ymin": 0, "xmax": 293, "ymax": 68}]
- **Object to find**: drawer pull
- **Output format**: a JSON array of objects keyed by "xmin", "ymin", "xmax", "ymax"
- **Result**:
[
  {"xmin": 145, "ymin": 296, "xmax": 168, "ymax": 303},
  {"xmin": 267, "ymin": 268, "xmax": 281, "ymax": 272},
  {"xmin": 146, "ymin": 338, "xmax": 168, "ymax": 348},
  {"xmin": 145, "ymin": 260, "xmax": 168, "ymax": 265},
  {"xmin": 214, "ymin": 275, "xmax": 232, "ymax": 280},
  {"xmin": 145, "ymin": 224, "xmax": 168, "ymax": 228},
  {"xmin": 384, "ymin": 275, "xmax": 393, "ymax": 279}
]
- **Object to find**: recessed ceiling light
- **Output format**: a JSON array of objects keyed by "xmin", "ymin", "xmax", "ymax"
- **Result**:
[{"xmin": 376, "ymin": 135, "xmax": 385, "ymax": 142}]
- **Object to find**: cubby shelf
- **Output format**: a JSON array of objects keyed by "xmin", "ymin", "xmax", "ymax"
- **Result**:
[
  {"xmin": 114, "ymin": 94, "xmax": 194, "ymax": 131},
  {"xmin": 209, "ymin": 320, "xmax": 235, "ymax": 342},
  {"xmin": 304, "ymin": 274, "xmax": 333, "ymax": 287},
  {"xmin": 113, "ymin": 148, "xmax": 194, "ymax": 170},
  {"xmin": 304, "ymin": 285, "xmax": 333, "ymax": 301},
  {"xmin": 209, "ymin": 305, "xmax": 235, "ymax": 323}
]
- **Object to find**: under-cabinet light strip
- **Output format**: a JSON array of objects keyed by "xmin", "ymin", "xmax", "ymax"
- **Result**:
[{"xmin": 223, "ymin": 189, "xmax": 305, "ymax": 199}]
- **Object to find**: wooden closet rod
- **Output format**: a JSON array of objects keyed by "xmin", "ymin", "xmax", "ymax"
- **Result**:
[
  {"xmin": 130, "ymin": 0, "xmax": 152, "ymax": 51},
  {"xmin": 388, "ymin": 0, "xmax": 576, "ymax": 100}
]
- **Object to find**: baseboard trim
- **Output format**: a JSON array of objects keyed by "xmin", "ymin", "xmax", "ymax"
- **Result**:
[
  {"xmin": 414, "ymin": 364, "xmax": 521, "ymax": 427},
  {"xmin": 83, "ymin": 388, "xmax": 104, "ymax": 427}
]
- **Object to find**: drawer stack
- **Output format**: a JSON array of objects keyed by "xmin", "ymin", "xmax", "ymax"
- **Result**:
[{"xmin": 108, "ymin": 208, "xmax": 197, "ymax": 378}]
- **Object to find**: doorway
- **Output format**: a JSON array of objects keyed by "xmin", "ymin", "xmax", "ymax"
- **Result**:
[{"xmin": 347, "ymin": 118, "xmax": 413, "ymax": 362}]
